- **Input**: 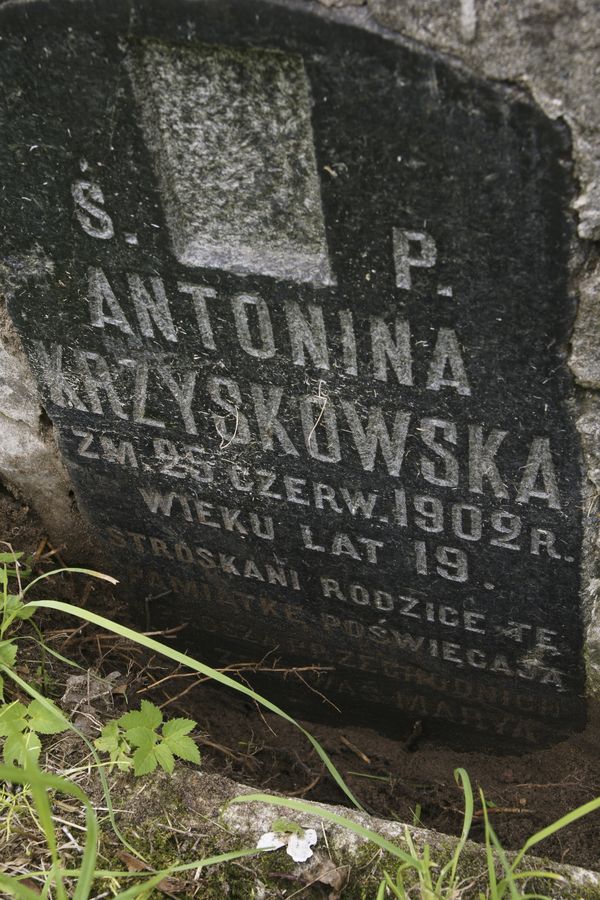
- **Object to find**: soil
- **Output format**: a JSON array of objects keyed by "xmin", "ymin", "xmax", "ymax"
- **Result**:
[{"xmin": 2, "ymin": 484, "xmax": 600, "ymax": 875}]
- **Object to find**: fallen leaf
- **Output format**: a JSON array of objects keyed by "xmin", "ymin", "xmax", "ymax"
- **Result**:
[
  {"xmin": 116, "ymin": 850, "xmax": 147, "ymax": 872},
  {"xmin": 315, "ymin": 860, "xmax": 349, "ymax": 892},
  {"xmin": 297, "ymin": 852, "xmax": 350, "ymax": 899},
  {"xmin": 115, "ymin": 850, "xmax": 187, "ymax": 895}
]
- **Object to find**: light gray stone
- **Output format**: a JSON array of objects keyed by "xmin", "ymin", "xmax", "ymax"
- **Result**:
[
  {"xmin": 0, "ymin": 268, "xmax": 90, "ymax": 554},
  {"xmin": 571, "ymin": 258, "xmax": 600, "ymax": 390},
  {"xmin": 129, "ymin": 40, "xmax": 334, "ymax": 286},
  {"xmin": 119, "ymin": 767, "xmax": 600, "ymax": 896}
]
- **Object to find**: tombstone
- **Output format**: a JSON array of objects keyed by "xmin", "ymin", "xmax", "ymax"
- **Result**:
[{"xmin": 0, "ymin": 0, "xmax": 586, "ymax": 747}]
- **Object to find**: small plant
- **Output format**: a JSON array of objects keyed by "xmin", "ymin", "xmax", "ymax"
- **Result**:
[
  {"xmin": 0, "ymin": 550, "xmax": 35, "ymax": 700},
  {"xmin": 0, "ymin": 549, "xmax": 255, "ymax": 897},
  {"xmin": 0, "ymin": 698, "xmax": 67, "ymax": 767},
  {"xmin": 94, "ymin": 698, "xmax": 200, "ymax": 775}
]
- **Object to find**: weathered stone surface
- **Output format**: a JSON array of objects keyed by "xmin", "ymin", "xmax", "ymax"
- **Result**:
[
  {"xmin": 0, "ymin": 304, "xmax": 87, "ymax": 550},
  {"xmin": 130, "ymin": 40, "xmax": 334, "ymax": 285},
  {"xmin": 571, "ymin": 260, "xmax": 600, "ymax": 389},
  {"xmin": 113, "ymin": 767, "xmax": 600, "ymax": 897},
  {"xmin": 0, "ymin": 0, "xmax": 594, "ymax": 744},
  {"xmin": 367, "ymin": 0, "xmax": 600, "ymax": 243}
]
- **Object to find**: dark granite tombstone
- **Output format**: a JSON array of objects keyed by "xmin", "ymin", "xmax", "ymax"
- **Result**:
[{"xmin": 0, "ymin": 0, "xmax": 585, "ymax": 746}]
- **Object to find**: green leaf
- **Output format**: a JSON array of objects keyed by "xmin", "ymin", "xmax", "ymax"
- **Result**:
[
  {"xmin": 3, "ymin": 594, "xmax": 20, "ymax": 615},
  {"xmin": 0, "ymin": 675, "xmax": 4, "ymax": 703},
  {"xmin": 163, "ymin": 732, "xmax": 201, "ymax": 764},
  {"xmin": 94, "ymin": 720, "xmax": 121, "ymax": 755},
  {"xmin": 27, "ymin": 698, "xmax": 68, "ymax": 735},
  {"xmin": 271, "ymin": 818, "xmax": 304, "ymax": 836},
  {"xmin": 118, "ymin": 699, "xmax": 162, "ymax": 732},
  {"xmin": 0, "ymin": 641, "xmax": 17, "ymax": 669},
  {"xmin": 0, "ymin": 552, "xmax": 23, "ymax": 563},
  {"xmin": 116, "ymin": 709, "xmax": 145, "ymax": 731},
  {"xmin": 2, "ymin": 593, "xmax": 34, "ymax": 629},
  {"xmin": 161, "ymin": 717, "xmax": 200, "ymax": 763},
  {"xmin": 133, "ymin": 744, "xmax": 158, "ymax": 776},
  {"xmin": 15, "ymin": 603, "xmax": 35, "ymax": 621},
  {"xmin": 162, "ymin": 717, "xmax": 196, "ymax": 739},
  {"xmin": 94, "ymin": 721, "xmax": 132, "ymax": 773},
  {"xmin": 0, "ymin": 701, "xmax": 28, "ymax": 736},
  {"xmin": 4, "ymin": 729, "xmax": 41, "ymax": 766},
  {"xmin": 126, "ymin": 726, "xmax": 157, "ymax": 750},
  {"xmin": 154, "ymin": 741, "xmax": 175, "ymax": 774}
]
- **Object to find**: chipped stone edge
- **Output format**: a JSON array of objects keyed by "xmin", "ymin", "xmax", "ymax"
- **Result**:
[{"xmin": 0, "ymin": 256, "xmax": 93, "ymax": 557}]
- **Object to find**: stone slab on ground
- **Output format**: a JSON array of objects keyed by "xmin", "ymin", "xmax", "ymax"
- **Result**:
[{"xmin": 111, "ymin": 767, "xmax": 600, "ymax": 897}]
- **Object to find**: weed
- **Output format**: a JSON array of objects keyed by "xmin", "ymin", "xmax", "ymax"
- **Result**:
[
  {"xmin": 95, "ymin": 699, "xmax": 200, "ymax": 775},
  {"xmin": 0, "ymin": 697, "xmax": 67, "ymax": 766},
  {"xmin": 28, "ymin": 595, "xmax": 364, "ymax": 809}
]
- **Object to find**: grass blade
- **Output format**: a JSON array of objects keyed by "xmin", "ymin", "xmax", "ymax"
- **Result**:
[
  {"xmin": 73, "ymin": 794, "xmax": 99, "ymax": 900},
  {"xmin": 24, "ymin": 848, "xmax": 263, "ymax": 882},
  {"xmin": 17, "ymin": 755, "xmax": 66, "ymax": 900},
  {"xmin": 19, "ymin": 634, "xmax": 85, "ymax": 670},
  {"xmin": 510, "ymin": 871, "xmax": 563, "ymax": 883},
  {"xmin": 0, "ymin": 763, "xmax": 97, "ymax": 900},
  {"xmin": 480, "ymin": 791, "xmax": 500, "ymax": 898},
  {"xmin": 512, "ymin": 795, "xmax": 600, "ymax": 871},
  {"xmin": 376, "ymin": 879, "xmax": 387, "ymax": 900},
  {"xmin": 21, "ymin": 568, "xmax": 118, "ymax": 597},
  {"xmin": 437, "ymin": 767, "xmax": 474, "ymax": 891},
  {"xmin": 112, "ymin": 849, "xmax": 263, "ymax": 899},
  {"xmin": 488, "ymin": 823, "xmax": 522, "ymax": 900},
  {"xmin": 383, "ymin": 870, "xmax": 404, "ymax": 898}
]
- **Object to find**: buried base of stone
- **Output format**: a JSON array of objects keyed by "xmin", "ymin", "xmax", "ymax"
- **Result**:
[{"xmin": 109, "ymin": 769, "xmax": 600, "ymax": 898}]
